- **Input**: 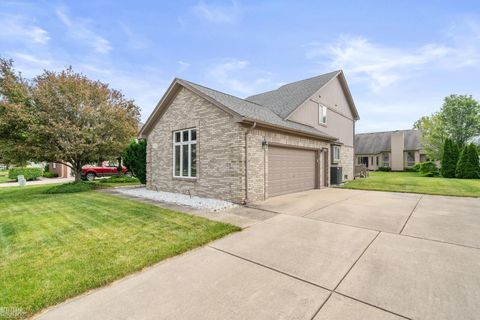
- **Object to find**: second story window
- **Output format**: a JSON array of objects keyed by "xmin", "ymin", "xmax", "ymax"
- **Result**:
[
  {"xmin": 319, "ymin": 104, "xmax": 327, "ymax": 125},
  {"xmin": 173, "ymin": 128, "xmax": 197, "ymax": 178}
]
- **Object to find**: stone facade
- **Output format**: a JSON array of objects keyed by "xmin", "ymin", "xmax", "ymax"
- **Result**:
[
  {"xmin": 146, "ymin": 86, "xmax": 356, "ymax": 204},
  {"xmin": 338, "ymin": 145, "xmax": 354, "ymax": 181},
  {"xmin": 246, "ymin": 128, "xmax": 331, "ymax": 202},
  {"xmin": 146, "ymin": 87, "xmax": 245, "ymax": 203}
]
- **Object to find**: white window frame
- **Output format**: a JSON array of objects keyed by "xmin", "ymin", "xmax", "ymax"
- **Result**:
[
  {"xmin": 52, "ymin": 163, "xmax": 57, "ymax": 169},
  {"xmin": 332, "ymin": 145, "xmax": 341, "ymax": 162},
  {"xmin": 319, "ymin": 104, "xmax": 328, "ymax": 125},
  {"xmin": 173, "ymin": 128, "xmax": 197, "ymax": 178}
]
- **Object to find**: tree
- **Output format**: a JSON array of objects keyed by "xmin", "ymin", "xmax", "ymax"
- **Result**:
[
  {"xmin": 414, "ymin": 94, "xmax": 480, "ymax": 160},
  {"xmin": 440, "ymin": 138, "xmax": 459, "ymax": 178},
  {"xmin": 123, "ymin": 139, "xmax": 147, "ymax": 184},
  {"xmin": 440, "ymin": 95, "xmax": 480, "ymax": 147},
  {"xmin": 456, "ymin": 144, "xmax": 480, "ymax": 179},
  {"xmin": 0, "ymin": 59, "xmax": 140, "ymax": 181},
  {"xmin": 413, "ymin": 114, "xmax": 447, "ymax": 160}
]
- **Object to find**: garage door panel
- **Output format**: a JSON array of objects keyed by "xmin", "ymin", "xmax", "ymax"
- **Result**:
[{"xmin": 267, "ymin": 146, "xmax": 316, "ymax": 197}]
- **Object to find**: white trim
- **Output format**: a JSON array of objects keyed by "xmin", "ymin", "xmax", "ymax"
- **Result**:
[
  {"xmin": 332, "ymin": 145, "xmax": 341, "ymax": 162},
  {"xmin": 319, "ymin": 104, "xmax": 328, "ymax": 125},
  {"xmin": 173, "ymin": 128, "xmax": 197, "ymax": 178}
]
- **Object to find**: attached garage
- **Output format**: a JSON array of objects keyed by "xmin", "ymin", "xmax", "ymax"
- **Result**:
[{"xmin": 267, "ymin": 146, "xmax": 318, "ymax": 197}]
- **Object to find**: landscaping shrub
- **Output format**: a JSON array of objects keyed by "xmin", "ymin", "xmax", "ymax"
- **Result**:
[
  {"xmin": 456, "ymin": 144, "xmax": 480, "ymax": 179},
  {"xmin": 43, "ymin": 182, "xmax": 98, "ymax": 194},
  {"xmin": 8, "ymin": 167, "xmax": 43, "ymax": 181},
  {"xmin": 123, "ymin": 139, "xmax": 147, "ymax": 184},
  {"xmin": 377, "ymin": 166, "xmax": 391, "ymax": 172},
  {"xmin": 411, "ymin": 163, "xmax": 421, "ymax": 172},
  {"xmin": 418, "ymin": 161, "xmax": 439, "ymax": 177},
  {"xmin": 440, "ymin": 139, "xmax": 459, "ymax": 178},
  {"xmin": 99, "ymin": 176, "xmax": 140, "ymax": 184},
  {"xmin": 404, "ymin": 167, "xmax": 417, "ymax": 172},
  {"xmin": 43, "ymin": 171, "xmax": 59, "ymax": 178}
]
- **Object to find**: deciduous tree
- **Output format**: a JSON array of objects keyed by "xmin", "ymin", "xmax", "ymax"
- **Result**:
[{"xmin": 0, "ymin": 59, "xmax": 140, "ymax": 181}]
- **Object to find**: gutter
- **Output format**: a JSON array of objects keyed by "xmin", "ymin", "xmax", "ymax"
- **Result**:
[{"xmin": 244, "ymin": 121, "xmax": 257, "ymax": 204}]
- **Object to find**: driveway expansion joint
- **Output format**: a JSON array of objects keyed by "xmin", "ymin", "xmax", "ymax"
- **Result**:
[{"xmin": 399, "ymin": 194, "xmax": 423, "ymax": 234}]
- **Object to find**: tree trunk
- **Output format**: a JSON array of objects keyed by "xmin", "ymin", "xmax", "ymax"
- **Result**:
[{"xmin": 74, "ymin": 161, "xmax": 82, "ymax": 182}]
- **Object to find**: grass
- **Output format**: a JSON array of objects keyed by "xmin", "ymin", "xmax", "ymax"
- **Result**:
[
  {"xmin": 341, "ymin": 171, "xmax": 480, "ymax": 197},
  {"xmin": 0, "ymin": 184, "xmax": 240, "ymax": 318},
  {"xmin": 0, "ymin": 170, "xmax": 12, "ymax": 183}
]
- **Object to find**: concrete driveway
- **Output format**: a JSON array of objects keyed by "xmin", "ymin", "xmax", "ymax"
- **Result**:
[{"xmin": 37, "ymin": 188, "xmax": 480, "ymax": 320}]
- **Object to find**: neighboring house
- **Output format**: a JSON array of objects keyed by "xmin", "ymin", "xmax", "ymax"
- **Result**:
[
  {"xmin": 139, "ymin": 70, "xmax": 359, "ymax": 203},
  {"xmin": 48, "ymin": 162, "xmax": 72, "ymax": 178},
  {"xmin": 355, "ymin": 129, "xmax": 426, "ymax": 171}
]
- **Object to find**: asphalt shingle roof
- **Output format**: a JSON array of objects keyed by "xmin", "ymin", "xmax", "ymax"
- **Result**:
[
  {"xmin": 180, "ymin": 79, "xmax": 336, "ymax": 139},
  {"xmin": 246, "ymin": 71, "xmax": 341, "ymax": 118},
  {"xmin": 355, "ymin": 130, "xmax": 422, "ymax": 154}
]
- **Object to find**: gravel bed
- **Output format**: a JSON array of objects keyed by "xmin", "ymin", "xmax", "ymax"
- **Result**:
[{"xmin": 117, "ymin": 187, "xmax": 238, "ymax": 211}]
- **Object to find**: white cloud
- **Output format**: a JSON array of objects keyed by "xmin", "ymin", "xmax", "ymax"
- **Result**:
[
  {"xmin": 178, "ymin": 61, "xmax": 191, "ymax": 72},
  {"xmin": 55, "ymin": 7, "xmax": 112, "ymax": 54},
  {"xmin": 192, "ymin": 1, "xmax": 240, "ymax": 24},
  {"xmin": 307, "ymin": 19, "xmax": 480, "ymax": 93},
  {"xmin": 307, "ymin": 36, "xmax": 453, "ymax": 92},
  {"xmin": 205, "ymin": 58, "xmax": 275, "ymax": 96},
  {"xmin": 1, "ymin": 14, "xmax": 50, "ymax": 44}
]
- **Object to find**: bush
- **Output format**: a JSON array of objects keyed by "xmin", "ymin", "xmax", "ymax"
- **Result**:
[
  {"xmin": 8, "ymin": 167, "xmax": 43, "ymax": 181},
  {"xmin": 456, "ymin": 144, "xmax": 480, "ymax": 179},
  {"xmin": 43, "ymin": 171, "xmax": 59, "ymax": 178},
  {"xmin": 411, "ymin": 163, "xmax": 421, "ymax": 172},
  {"xmin": 377, "ymin": 166, "xmax": 391, "ymax": 172},
  {"xmin": 441, "ymin": 139, "xmax": 459, "ymax": 178},
  {"xmin": 418, "ymin": 161, "xmax": 439, "ymax": 176},
  {"xmin": 123, "ymin": 139, "xmax": 147, "ymax": 184},
  {"xmin": 99, "ymin": 176, "xmax": 140, "ymax": 184},
  {"xmin": 404, "ymin": 167, "xmax": 417, "ymax": 172},
  {"xmin": 43, "ymin": 182, "xmax": 98, "ymax": 194}
]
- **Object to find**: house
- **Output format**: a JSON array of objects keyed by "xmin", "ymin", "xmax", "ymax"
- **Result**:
[
  {"xmin": 355, "ymin": 129, "xmax": 426, "ymax": 171},
  {"xmin": 139, "ymin": 70, "xmax": 359, "ymax": 203},
  {"xmin": 48, "ymin": 162, "xmax": 71, "ymax": 178}
]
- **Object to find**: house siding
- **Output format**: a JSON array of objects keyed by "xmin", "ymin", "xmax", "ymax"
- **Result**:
[{"xmin": 146, "ymin": 87, "xmax": 245, "ymax": 203}]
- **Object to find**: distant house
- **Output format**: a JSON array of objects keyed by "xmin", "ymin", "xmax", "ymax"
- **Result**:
[
  {"xmin": 48, "ymin": 162, "xmax": 71, "ymax": 178},
  {"xmin": 355, "ymin": 129, "xmax": 426, "ymax": 171},
  {"xmin": 139, "ymin": 70, "xmax": 359, "ymax": 203}
]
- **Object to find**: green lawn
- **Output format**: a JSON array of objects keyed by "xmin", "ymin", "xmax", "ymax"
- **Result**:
[
  {"xmin": 341, "ymin": 171, "xmax": 480, "ymax": 197},
  {"xmin": 0, "ymin": 170, "xmax": 12, "ymax": 183},
  {"xmin": 0, "ymin": 185, "xmax": 240, "ymax": 318}
]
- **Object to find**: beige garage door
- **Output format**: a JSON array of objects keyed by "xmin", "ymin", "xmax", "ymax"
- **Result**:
[{"xmin": 267, "ymin": 146, "xmax": 316, "ymax": 197}]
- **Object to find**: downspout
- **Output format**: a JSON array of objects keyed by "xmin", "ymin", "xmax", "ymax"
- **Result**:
[{"xmin": 244, "ymin": 122, "xmax": 257, "ymax": 204}]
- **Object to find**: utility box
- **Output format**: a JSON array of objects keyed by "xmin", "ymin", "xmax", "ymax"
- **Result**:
[{"xmin": 330, "ymin": 167, "xmax": 343, "ymax": 185}]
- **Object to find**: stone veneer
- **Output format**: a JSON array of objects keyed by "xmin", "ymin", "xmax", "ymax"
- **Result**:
[
  {"xmin": 146, "ymin": 87, "xmax": 245, "ymax": 203},
  {"xmin": 338, "ymin": 145, "xmax": 354, "ymax": 181},
  {"xmin": 146, "ymin": 86, "xmax": 355, "ymax": 204}
]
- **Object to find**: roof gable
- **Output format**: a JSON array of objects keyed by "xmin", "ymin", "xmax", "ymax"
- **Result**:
[
  {"xmin": 139, "ymin": 78, "xmax": 337, "ymax": 140},
  {"xmin": 246, "ymin": 70, "xmax": 359, "ymax": 120}
]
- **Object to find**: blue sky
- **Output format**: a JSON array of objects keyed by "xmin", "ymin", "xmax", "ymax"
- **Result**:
[{"xmin": 1, "ymin": 0, "xmax": 479, "ymax": 132}]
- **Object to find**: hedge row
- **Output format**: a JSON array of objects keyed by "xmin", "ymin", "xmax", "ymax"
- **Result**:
[{"xmin": 8, "ymin": 167, "xmax": 43, "ymax": 181}]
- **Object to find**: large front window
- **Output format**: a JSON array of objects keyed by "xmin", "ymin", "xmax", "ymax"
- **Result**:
[
  {"xmin": 173, "ymin": 128, "xmax": 197, "ymax": 178},
  {"xmin": 405, "ymin": 151, "xmax": 415, "ymax": 167},
  {"xmin": 382, "ymin": 153, "xmax": 389, "ymax": 167}
]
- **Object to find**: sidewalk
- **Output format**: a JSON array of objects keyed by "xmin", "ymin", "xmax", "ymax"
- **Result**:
[{"xmin": 0, "ymin": 177, "xmax": 75, "ymax": 188}]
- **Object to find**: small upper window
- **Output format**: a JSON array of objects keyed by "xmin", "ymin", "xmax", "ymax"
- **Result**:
[
  {"xmin": 332, "ymin": 145, "xmax": 341, "ymax": 162},
  {"xmin": 319, "ymin": 104, "xmax": 327, "ymax": 125}
]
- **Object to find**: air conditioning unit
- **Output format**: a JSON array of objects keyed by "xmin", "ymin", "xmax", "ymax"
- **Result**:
[{"xmin": 330, "ymin": 166, "xmax": 343, "ymax": 185}]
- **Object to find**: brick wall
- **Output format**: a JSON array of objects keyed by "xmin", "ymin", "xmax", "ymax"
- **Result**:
[
  {"xmin": 339, "ymin": 145, "xmax": 354, "ymax": 181},
  {"xmin": 146, "ymin": 87, "xmax": 245, "ymax": 203}
]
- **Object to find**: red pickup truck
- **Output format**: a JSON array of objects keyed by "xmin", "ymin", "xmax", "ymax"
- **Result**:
[{"xmin": 82, "ymin": 163, "xmax": 132, "ymax": 181}]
